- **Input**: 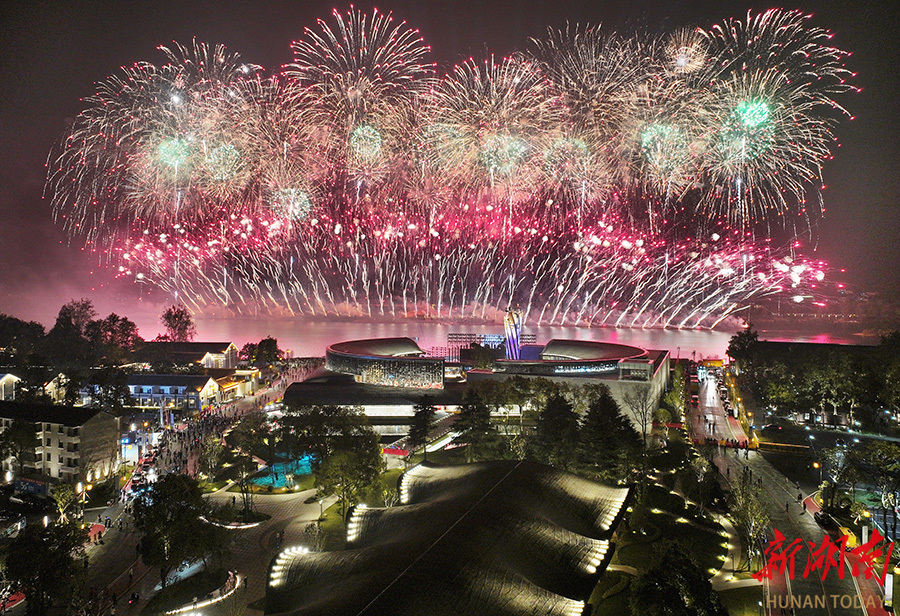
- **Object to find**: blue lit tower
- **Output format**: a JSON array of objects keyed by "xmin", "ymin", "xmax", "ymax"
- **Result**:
[{"xmin": 504, "ymin": 308, "xmax": 523, "ymax": 360}]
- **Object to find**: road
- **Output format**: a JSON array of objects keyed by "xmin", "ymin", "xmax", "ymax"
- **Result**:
[
  {"xmin": 693, "ymin": 376, "xmax": 890, "ymax": 616},
  {"xmin": 6, "ymin": 378, "xmax": 318, "ymax": 616}
]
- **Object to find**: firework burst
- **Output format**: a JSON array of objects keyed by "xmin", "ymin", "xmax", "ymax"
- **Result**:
[{"xmin": 46, "ymin": 8, "xmax": 855, "ymax": 328}]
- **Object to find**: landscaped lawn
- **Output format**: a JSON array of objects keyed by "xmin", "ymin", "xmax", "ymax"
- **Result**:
[
  {"xmin": 587, "ymin": 571, "xmax": 632, "ymax": 616},
  {"xmin": 318, "ymin": 502, "xmax": 347, "ymax": 551},
  {"xmin": 718, "ymin": 585, "xmax": 765, "ymax": 616},
  {"xmin": 615, "ymin": 483, "xmax": 728, "ymax": 576},
  {"xmin": 141, "ymin": 568, "xmax": 229, "ymax": 615}
]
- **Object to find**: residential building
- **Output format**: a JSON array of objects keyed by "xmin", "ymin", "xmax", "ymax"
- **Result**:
[
  {"xmin": 127, "ymin": 374, "xmax": 220, "ymax": 411},
  {"xmin": 0, "ymin": 374, "xmax": 20, "ymax": 401},
  {"xmin": 0, "ymin": 401, "xmax": 119, "ymax": 483},
  {"xmin": 140, "ymin": 341, "xmax": 239, "ymax": 369}
]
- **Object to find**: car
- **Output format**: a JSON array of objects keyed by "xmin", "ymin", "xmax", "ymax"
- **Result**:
[{"xmin": 814, "ymin": 511, "xmax": 841, "ymax": 536}]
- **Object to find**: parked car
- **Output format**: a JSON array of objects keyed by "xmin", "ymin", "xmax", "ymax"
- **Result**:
[{"xmin": 814, "ymin": 511, "xmax": 841, "ymax": 537}]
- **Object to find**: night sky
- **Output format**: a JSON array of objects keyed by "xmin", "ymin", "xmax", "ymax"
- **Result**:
[{"xmin": 1, "ymin": 0, "xmax": 897, "ymax": 328}]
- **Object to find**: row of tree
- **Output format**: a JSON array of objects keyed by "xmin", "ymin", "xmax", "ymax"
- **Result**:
[
  {"xmin": 422, "ymin": 379, "xmax": 648, "ymax": 484},
  {"xmin": 0, "ymin": 300, "xmax": 196, "ymax": 404},
  {"xmin": 820, "ymin": 440, "xmax": 900, "ymax": 538},
  {"xmin": 728, "ymin": 329, "xmax": 900, "ymax": 430},
  {"xmin": 1, "ymin": 300, "xmax": 293, "ymax": 415}
]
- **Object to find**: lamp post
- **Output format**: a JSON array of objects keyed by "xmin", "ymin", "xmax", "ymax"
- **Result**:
[
  {"xmin": 76, "ymin": 482, "xmax": 92, "ymax": 523},
  {"xmin": 813, "ymin": 461, "xmax": 823, "ymax": 483}
]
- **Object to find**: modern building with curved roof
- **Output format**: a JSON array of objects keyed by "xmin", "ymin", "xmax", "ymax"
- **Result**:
[
  {"xmin": 266, "ymin": 461, "xmax": 632, "ymax": 616},
  {"xmin": 494, "ymin": 339, "xmax": 648, "ymax": 377},
  {"xmin": 325, "ymin": 337, "xmax": 444, "ymax": 389}
]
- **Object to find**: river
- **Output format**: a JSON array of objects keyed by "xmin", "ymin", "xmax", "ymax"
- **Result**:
[{"xmin": 190, "ymin": 316, "xmax": 876, "ymax": 360}]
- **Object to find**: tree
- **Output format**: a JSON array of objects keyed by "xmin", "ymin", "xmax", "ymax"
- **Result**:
[
  {"xmin": 4, "ymin": 520, "xmax": 88, "ymax": 616},
  {"xmin": 408, "ymin": 397, "xmax": 437, "ymax": 461},
  {"xmin": 453, "ymin": 390, "xmax": 504, "ymax": 463},
  {"xmin": 856, "ymin": 441, "xmax": 900, "ymax": 539},
  {"xmin": 133, "ymin": 474, "xmax": 226, "ymax": 587},
  {"xmin": 199, "ymin": 435, "xmax": 225, "ymax": 481},
  {"xmin": 11, "ymin": 361, "xmax": 53, "ymax": 404},
  {"xmin": 465, "ymin": 343, "xmax": 496, "ymax": 369},
  {"xmin": 281, "ymin": 405, "xmax": 385, "ymax": 515},
  {"xmin": 85, "ymin": 366, "xmax": 133, "ymax": 412},
  {"xmin": 51, "ymin": 483, "xmax": 77, "ymax": 523},
  {"xmin": 578, "ymin": 386, "xmax": 641, "ymax": 483},
  {"xmin": 160, "ymin": 305, "xmax": 196, "ymax": 342},
  {"xmin": 45, "ymin": 299, "xmax": 97, "ymax": 366},
  {"xmin": 229, "ymin": 412, "xmax": 267, "ymax": 513},
  {"xmin": 726, "ymin": 328, "xmax": 759, "ymax": 365},
  {"xmin": 239, "ymin": 342, "xmax": 258, "ymax": 362},
  {"xmin": 2, "ymin": 418, "xmax": 38, "ymax": 473},
  {"xmin": 623, "ymin": 385, "xmax": 656, "ymax": 448},
  {"xmin": 316, "ymin": 436, "xmax": 385, "ymax": 517},
  {"xmin": 728, "ymin": 468, "xmax": 770, "ymax": 570},
  {"xmin": 255, "ymin": 336, "xmax": 284, "ymax": 363},
  {"xmin": 84, "ymin": 313, "xmax": 142, "ymax": 364},
  {"xmin": 821, "ymin": 445, "xmax": 858, "ymax": 510},
  {"xmin": 535, "ymin": 393, "xmax": 579, "ymax": 469},
  {"xmin": 629, "ymin": 542, "xmax": 729, "ymax": 616},
  {"xmin": 0, "ymin": 314, "xmax": 45, "ymax": 364}
]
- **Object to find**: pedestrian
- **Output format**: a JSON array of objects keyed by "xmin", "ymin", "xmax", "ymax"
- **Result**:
[
  {"xmin": 785, "ymin": 501, "xmax": 789, "ymax": 513},
  {"xmin": 797, "ymin": 492, "xmax": 802, "ymax": 502},
  {"xmin": 726, "ymin": 467, "xmax": 730, "ymax": 478},
  {"xmin": 232, "ymin": 495, "xmax": 236, "ymax": 507},
  {"xmin": 802, "ymin": 501, "xmax": 807, "ymax": 513}
]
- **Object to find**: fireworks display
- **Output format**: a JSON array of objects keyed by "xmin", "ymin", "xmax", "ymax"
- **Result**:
[{"xmin": 45, "ymin": 8, "xmax": 855, "ymax": 328}]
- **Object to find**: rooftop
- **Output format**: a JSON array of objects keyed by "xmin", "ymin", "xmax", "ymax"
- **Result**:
[
  {"xmin": 0, "ymin": 400, "xmax": 109, "ymax": 426},
  {"xmin": 284, "ymin": 368, "xmax": 466, "ymax": 407},
  {"xmin": 266, "ymin": 460, "xmax": 631, "ymax": 616},
  {"xmin": 327, "ymin": 337, "xmax": 428, "ymax": 359}
]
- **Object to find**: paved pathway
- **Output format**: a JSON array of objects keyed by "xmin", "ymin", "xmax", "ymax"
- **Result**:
[{"xmin": 694, "ymin": 375, "xmax": 890, "ymax": 616}]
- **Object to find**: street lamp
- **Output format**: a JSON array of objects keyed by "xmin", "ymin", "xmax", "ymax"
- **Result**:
[
  {"xmin": 812, "ymin": 461, "xmax": 823, "ymax": 483},
  {"xmin": 76, "ymin": 482, "xmax": 92, "ymax": 523}
]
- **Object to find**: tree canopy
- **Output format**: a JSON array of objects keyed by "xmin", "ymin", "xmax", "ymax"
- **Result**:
[
  {"xmin": 534, "ymin": 393, "xmax": 579, "ymax": 469},
  {"xmin": 630, "ymin": 542, "xmax": 728, "ymax": 616},
  {"xmin": 159, "ymin": 304, "xmax": 196, "ymax": 342},
  {"xmin": 408, "ymin": 397, "xmax": 438, "ymax": 461},
  {"xmin": 4, "ymin": 520, "xmax": 88, "ymax": 616},
  {"xmin": 132, "ymin": 474, "xmax": 226, "ymax": 587},
  {"xmin": 578, "ymin": 385, "xmax": 641, "ymax": 482},
  {"xmin": 281, "ymin": 405, "xmax": 385, "ymax": 514}
]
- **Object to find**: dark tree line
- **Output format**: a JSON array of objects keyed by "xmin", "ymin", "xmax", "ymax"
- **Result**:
[
  {"xmin": 728, "ymin": 329, "xmax": 900, "ymax": 430},
  {"xmin": 0, "ymin": 300, "xmax": 201, "ymax": 408},
  {"xmin": 449, "ymin": 379, "xmax": 643, "ymax": 483},
  {"xmin": 239, "ymin": 336, "xmax": 285, "ymax": 363}
]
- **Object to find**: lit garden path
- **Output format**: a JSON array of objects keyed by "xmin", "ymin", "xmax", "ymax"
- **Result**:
[{"xmin": 202, "ymin": 488, "xmax": 339, "ymax": 615}]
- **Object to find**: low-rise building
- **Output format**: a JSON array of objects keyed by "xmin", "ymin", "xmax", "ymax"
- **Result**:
[
  {"xmin": 140, "ymin": 341, "xmax": 239, "ymax": 369},
  {"xmin": 0, "ymin": 401, "xmax": 119, "ymax": 484},
  {"xmin": 0, "ymin": 374, "xmax": 20, "ymax": 401},
  {"xmin": 127, "ymin": 374, "xmax": 220, "ymax": 411},
  {"xmin": 208, "ymin": 367, "xmax": 261, "ymax": 401}
]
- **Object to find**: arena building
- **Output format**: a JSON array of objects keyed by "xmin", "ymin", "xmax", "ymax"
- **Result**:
[
  {"xmin": 285, "ymin": 335, "xmax": 670, "ymax": 439},
  {"xmin": 325, "ymin": 337, "xmax": 445, "ymax": 389}
]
